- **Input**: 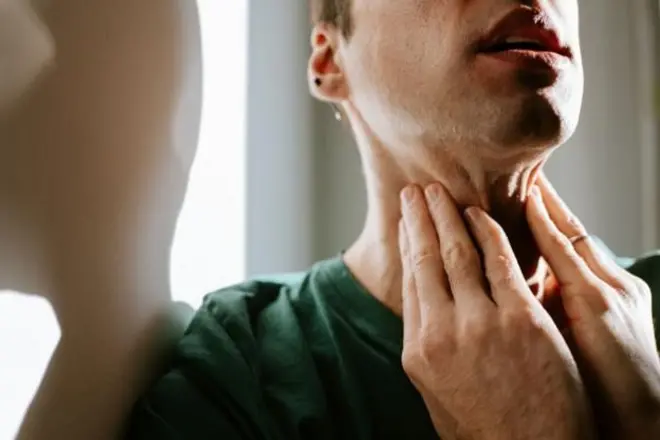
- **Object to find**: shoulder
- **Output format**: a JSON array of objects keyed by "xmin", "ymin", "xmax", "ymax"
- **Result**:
[
  {"xmin": 196, "ymin": 270, "xmax": 307, "ymax": 329},
  {"xmin": 126, "ymin": 268, "xmax": 319, "ymax": 439},
  {"xmin": 179, "ymin": 272, "xmax": 308, "ymax": 375},
  {"xmin": 173, "ymin": 269, "xmax": 313, "ymax": 394}
]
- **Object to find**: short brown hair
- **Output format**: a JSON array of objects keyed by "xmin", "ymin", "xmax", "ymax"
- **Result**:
[{"xmin": 310, "ymin": 0, "xmax": 352, "ymax": 37}]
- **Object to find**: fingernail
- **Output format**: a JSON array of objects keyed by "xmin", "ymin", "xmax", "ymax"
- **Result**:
[
  {"xmin": 424, "ymin": 183, "xmax": 441, "ymax": 201},
  {"xmin": 531, "ymin": 186, "xmax": 541, "ymax": 199},
  {"xmin": 401, "ymin": 185, "xmax": 417, "ymax": 205}
]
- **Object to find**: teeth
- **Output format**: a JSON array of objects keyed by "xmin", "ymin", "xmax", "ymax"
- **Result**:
[{"xmin": 503, "ymin": 37, "xmax": 541, "ymax": 45}]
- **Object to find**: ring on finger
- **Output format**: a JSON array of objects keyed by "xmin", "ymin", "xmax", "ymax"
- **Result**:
[{"xmin": 568, "ymin": 233, "xmax": 591, "ymax": 246}]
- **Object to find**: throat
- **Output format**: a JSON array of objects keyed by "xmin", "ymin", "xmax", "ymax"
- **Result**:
[
  {"xmin": 348, "ymin": 195, "xmax": 548, "ymax": 319},
  {"xmin": 343, "ymin": 127, "xmax": 549, "ymax": 317}
]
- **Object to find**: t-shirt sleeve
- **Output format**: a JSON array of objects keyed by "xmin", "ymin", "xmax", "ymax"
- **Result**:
[
  {"xmin": 125, "ymin": 285, "xmax": 280, "ymax": 440},
  {"xmin": 126, "ymin": 369, "xmax": 247, "ymax": 440}
]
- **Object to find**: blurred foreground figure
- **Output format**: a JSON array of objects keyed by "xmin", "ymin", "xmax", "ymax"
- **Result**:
[
  {"xmin": 0, "ymin": 0, "xmax": 54, "ymax": 112},
  {"xmin": 0, "ymin": 0, "xmax": 201, "ymax": 438}
]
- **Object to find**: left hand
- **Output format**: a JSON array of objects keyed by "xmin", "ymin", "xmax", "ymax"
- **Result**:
[{"xmin": 527, "ymin": 175, "xmax": 660, "ymax": 439}]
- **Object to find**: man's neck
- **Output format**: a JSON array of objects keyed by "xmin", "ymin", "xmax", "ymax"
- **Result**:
[{"xmin": 343, "ymin": 133, "xmax": 550, "ymax": 317}]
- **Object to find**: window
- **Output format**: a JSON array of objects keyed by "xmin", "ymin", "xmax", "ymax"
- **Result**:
[
  {"xmin": 0, "ymin": 294, "xmax": 59, "ymax": 440},
  {"xmin": 169, "ymin": 0, "xmax": 248, "ymax": 308}
]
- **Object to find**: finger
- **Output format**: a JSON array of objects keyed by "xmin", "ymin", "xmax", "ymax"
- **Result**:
[
  {"xmin": 574, "ymin": 238, "xmax": 634, "ymax": 292},
  {"xmin": 536, "ymin": 175, "xmax": 588, "ymax": 240},
  {"xmin": 527, "ymin": 187, "xmax": 610, "ymax": 319},
  {"xmin": 464, "ymin": 207, "xmax": 534, "ymax": 307},
  {"xmin": 400, "ymin": 185, "xmax": 453, "ymax": 320},
  {"xmin": 399, "ymin": 219, "xmax": 421, "ymax": 344},
  {"xmin": 423, "ymin": 183, "xmax": 491, "ymax": 311},
  {"xmin": 527, "ymin": 185, "xmax": 598, "ymax": 289},
  {"xmin": 537, "ymin": 176, "xmax": 632, "ymax": 290}
]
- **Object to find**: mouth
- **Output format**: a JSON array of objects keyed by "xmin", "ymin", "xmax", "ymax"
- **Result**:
[
  {"xmin": 481, "ymin": 37, "xmax": 568, "ymax": 56},
  {"xmin": 477, "ymin": 8, "xmax": 572, "ymax": 59}
]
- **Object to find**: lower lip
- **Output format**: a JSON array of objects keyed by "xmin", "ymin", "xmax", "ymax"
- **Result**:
[{"xmin": 478, "ymin": 49, "xmax": 569, "ymax": 70}]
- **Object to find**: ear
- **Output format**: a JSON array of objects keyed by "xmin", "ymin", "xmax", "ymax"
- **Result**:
[{"xmin": 307, "ymin": 23, "xmax": 348, "ymax": 103}]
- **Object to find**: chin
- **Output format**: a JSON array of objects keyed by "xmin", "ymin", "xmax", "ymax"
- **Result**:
[
  {"xmin": 493, "ymin": 91, "xmax": 581, "ymax": 151},
  {"xmin": 467, "ymin": 62, "xmax": 584, "ymax": 151}
]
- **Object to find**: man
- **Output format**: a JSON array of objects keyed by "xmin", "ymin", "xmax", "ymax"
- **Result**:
[{"xmin": 128, "ymin": 0, "xmax": 660, "ymax": 438}]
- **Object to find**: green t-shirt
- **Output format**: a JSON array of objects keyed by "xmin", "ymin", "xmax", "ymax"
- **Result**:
[{"xmin": 126, "ymin": 251, "xmax": 660, "ymax": 440}]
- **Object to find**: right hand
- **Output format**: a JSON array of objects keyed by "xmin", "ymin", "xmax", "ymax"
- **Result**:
[
  {"xmin": 398, "ymin": 183, "xmax": 594, "ymax": 440},
  {"xmin": 529, "ymin": 177, "xmax": 660, "ymax": 439}
]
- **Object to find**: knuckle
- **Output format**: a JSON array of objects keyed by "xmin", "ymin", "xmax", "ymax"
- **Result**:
[
  {"xmin": 582, "ymin": 279, "xmax": 601, "ymax": 294},
  {"xmin": 549, "ymin": 231, "xmax": 572, "ymax": 253},
  {"xmin": 564, "ymin": 285, "xmax": 611, "ymax": 318},
  {"xmin": 418, "ymin": 328, "xmax": 454, "ymax": 361},
  {"xmin": 489, "ymin": 255, "xmax": 517, "ymax": 287},
  {"xmin": 584, "ymin": 282, "xmax": 612, "ymax": 313},
  {"xmin": 585, "ymin": 281, "xmax": 609, "ymax": 302},
  {"xmin": 418, "ymin": 331, "xmax": 441, "ymax": 355},
  {"xmin": 631, "ymin": 277, "xmax": 652, "ymax": 302},
  {"xmin": 401, "ymin": 346, "xmax": 421, "ymax": 376},
  {"xmin": 611, "ymin": 285, "xmax": 630, "ymax": 300},
  {"xmin": 562, "ymin": 269, "xmax": 593, "ymax": 290},
  {"xmin": 443, "ymin": 242, "xmax": 478, "ymax": 269},
  {"xmin": 611, "ymin": 278, "xmax": 637, "ymax": 298},
  {"xmin": 565, "ymin": 214, "xmax": 586, "ymax": 235},
  {"xmin": 410, "ymin": 249, "xmax": 436, "ymax": 272},
  {"xmin": 459, "ymin": 311, "xmax": 492, "ymax": 340},
  {"xmin": 501, "ymin": 305, "xmax": 535, "ymax": 330}
]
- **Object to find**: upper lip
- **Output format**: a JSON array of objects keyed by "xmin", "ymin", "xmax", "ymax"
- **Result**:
[{"xmin": 478, "ymin": 8, "xmax": 571, "ymax": 58}]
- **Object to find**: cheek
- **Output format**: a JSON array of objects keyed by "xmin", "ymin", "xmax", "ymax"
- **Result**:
[{"xmin": 344, "ymin": 17, "xmax": 456, "ymax": 122}]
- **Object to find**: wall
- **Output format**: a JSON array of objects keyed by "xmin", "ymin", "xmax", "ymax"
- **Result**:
[
  {"xmin": 313, "ymin": 0, "xmax": 659, "ymax": 260},
  {"xmin": 245, "ymin": 0, "xmax": 315, "ymax": 276}
]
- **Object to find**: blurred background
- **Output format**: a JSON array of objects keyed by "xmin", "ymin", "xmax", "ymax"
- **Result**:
[{"xmin": 0, "ymin": 0, "xmax": 658, "ymax": 438}]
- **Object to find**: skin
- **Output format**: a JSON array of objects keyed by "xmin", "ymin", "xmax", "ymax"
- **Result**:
[
  {"xmin": 308, "ymin": 0, "xmax": 660, "ymax": 437},
  {"xmin": 399, "ymin": 183, "xmax": 594, "ymax": 440},
  {"xmin": 530, "ymin": 177, "xmax": 660, "ymax": 439},
  {"xmin": 309, "ymin": 0, "xmax": 583, "ymax": 312}
]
